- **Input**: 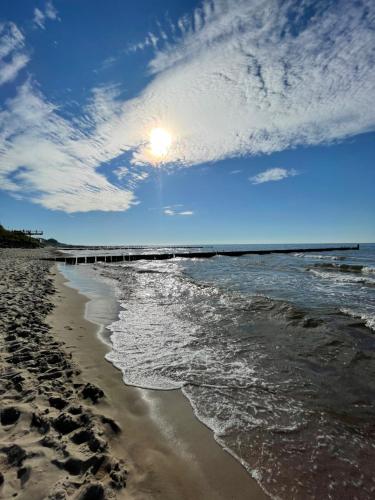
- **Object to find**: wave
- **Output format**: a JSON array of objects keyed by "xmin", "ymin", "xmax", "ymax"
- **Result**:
[
  {"xmin": 340, "ymin": 308, "xmax": 375, "ymax": 331},
  {"xmin": 313, "ymin": 262, "xmax": 374, "ymax": 273},
  {"xmin": 309, "ymin": 268, "xmax": 375, "ymax": 286},
  {"xmin": 293, "ymin": 253, "xmax": 345, "ymax": 260},
  {"xmin": 94, "ymin": 259, "xmax": 375, "ymax": 499}
]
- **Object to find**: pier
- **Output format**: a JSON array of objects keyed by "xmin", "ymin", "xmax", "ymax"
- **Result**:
[{"xmin": 44, "ymin": 245, "xmax": 359, "ymax": 265}]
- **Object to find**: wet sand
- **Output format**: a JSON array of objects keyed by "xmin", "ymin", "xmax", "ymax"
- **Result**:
[{"xmin": 52, "ymin": 264, "xmax": 268, "ymax": 499}]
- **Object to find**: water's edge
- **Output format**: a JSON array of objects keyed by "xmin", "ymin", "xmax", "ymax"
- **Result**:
[{"xmin": 57, "ymin": 263, "xmax": 271, "ymax": 499}]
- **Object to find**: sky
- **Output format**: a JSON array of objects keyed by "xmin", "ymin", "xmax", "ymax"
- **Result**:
[{"xmin": 0, "ymin": 0, "xmax": 374, "ymax": 245}]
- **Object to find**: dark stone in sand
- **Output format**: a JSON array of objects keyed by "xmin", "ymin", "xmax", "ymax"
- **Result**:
[
  {"xmin": 79, "ymin": 483, "xmax": 105, "ymax": 500},
  {"xmin": 0, "ymin": 471, "xmax": 4, "ymax": 485},
  {"xmin": 1, "ymin": 444, "xmax": 26, "ymax": 467},
  {"xmin": 52, "ymin": 414, "xmax": 80, "ymax": 435},
  {"xmin": 81, "ymin": 383, "xmax": 104, "ymax": 404},
  {"xmin": 1, "ymin": 407, "xmax": 20, "ymax": 426},
  {"xmin": 49, "ymin": 396, "xmax": 68, "ymax": 410}
]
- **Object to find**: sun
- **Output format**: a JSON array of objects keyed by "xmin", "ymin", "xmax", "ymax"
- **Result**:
[{"xmin": 149, "ymin": 127, "xmax": 172, "ymax": 159}]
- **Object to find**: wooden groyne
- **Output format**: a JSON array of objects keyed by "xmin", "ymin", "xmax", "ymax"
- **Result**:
[
  {"xmin": 58, "ymin": 245, "xmax": 209, "ymax": 251},
  {"xmin": 44, "ymin": 245, "xmax": 360, "ymax": 265}
]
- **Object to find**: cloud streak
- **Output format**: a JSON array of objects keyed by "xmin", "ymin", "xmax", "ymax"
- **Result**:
[
  {"xmin": 164, "ymin": 205, "xmax": 194, "ymax": 216},
  {"xmin": 250, "ymin": 168, "xmax": 298, "ymax": 184},
  {"xmin": 0, "ymin": 23, "xmax": 28, "ymax": 85},
  {"xmin": 33, "ymin": 1, "xmax": 59, "ymax": 30}
]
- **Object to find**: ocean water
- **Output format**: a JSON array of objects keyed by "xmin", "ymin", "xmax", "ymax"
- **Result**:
[{"xmin": 65, "ymin": 244, "xmax": 375, "ymax": 499}]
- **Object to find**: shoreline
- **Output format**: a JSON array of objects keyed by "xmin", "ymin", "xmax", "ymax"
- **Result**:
[{"xmin": 53, "ymin": 263, "xmax": 268, "ymax": 499}]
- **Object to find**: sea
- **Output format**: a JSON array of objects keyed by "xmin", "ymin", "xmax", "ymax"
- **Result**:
[{"xmin": 61, "ymin": 243, "xmax": 375, "ymax": 499}]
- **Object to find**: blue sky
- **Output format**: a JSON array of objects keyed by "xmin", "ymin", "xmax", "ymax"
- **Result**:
[{"xmin": 0, "ymin": 0, "xmax": 374, "ymax": 245}]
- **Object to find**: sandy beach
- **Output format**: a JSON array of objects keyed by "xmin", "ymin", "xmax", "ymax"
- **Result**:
[{"xmin": 0, "ymin": 249, "xmax": 267, "ymax": 499}]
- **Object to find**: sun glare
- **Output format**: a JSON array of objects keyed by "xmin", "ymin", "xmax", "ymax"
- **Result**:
[{"xmin": 150, "ymin": 127, "xmax": 172, "ymax": 159}]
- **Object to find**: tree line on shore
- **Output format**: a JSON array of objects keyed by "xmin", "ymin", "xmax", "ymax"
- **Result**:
[{"xmin": 0, "ymin": 224, "xmax": 62, "ymax": 248}]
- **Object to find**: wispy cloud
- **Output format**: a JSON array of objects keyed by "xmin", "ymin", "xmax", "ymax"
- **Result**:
[
  {"xmin": 0, "ymin": 80, "xmax": 142, "ymax": 212},
  {"xmin": 128, "ymin": 32, "xmax": 160, "ymax": 53},
  {"xmin": 1, "ymin": 0, "xmax": 374, "ymax": 213},
  {"xmin": 0, "ymin": 23, "xmax": 28, "ymax": 85},
  {"xmin": 126, "ymin": 0, "xmax": 375, "ymax": 166},
  {"xmin": 33, "ymin": 1, "xmax": 59, "ymax": 30},
  {"xmin": 114, "ymin": 167, "xmax": 149, "ymax": 188},
  {"xmin": 164, "ymin": 205, "xmax": 194, "ymax": 216},
  {"xmin": 250, "ymin": 168, "xmax": 298, "ymax": 185}
]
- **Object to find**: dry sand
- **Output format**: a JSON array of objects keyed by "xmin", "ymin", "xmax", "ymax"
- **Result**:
[
  {"xmin": 0, "ymin": 249, "xmax": 268, "ymax": 499},
  {"xmin": 0, "ymin": 249, "xmax": 127, "ymax": 499}
]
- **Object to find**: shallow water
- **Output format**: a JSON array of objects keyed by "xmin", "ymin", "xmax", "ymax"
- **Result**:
[{"xmin": 63, "ymin": 244, "xmax": 375, "ymax": 499}]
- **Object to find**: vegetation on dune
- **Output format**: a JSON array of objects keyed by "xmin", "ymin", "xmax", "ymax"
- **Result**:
[
  {"xmin": 0, "ymin": 225, "xmax": 67, "ymax": 248},
  {"xmin": 0, "ymin": 225, "xmax": 41, "ymax": 248}
]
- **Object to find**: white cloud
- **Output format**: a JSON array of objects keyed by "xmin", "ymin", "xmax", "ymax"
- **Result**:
[
  {"xmin": 250, "ymin": 168, "xmax": 298, "ymax": 184},
  {"xmin": 0, "ymin": 52, "xmax": 29, "ymax": 85},
  {"xmin": 113, "ymin": 166, "xmax": 129, "ymax": 180},
  {"xmin": 0, "ymin": 81, "xmax": 142, "ymax": 212},
  {"xmin": 164, "ymin": 205, "xmax": 194, "ymax": 216},
  {"xmin": 123, "ymin": 0, "xmax": 375, "ymax": 167},
  {"xmin": 114, "ymin": 167, "xmax": 149, "ymax": 188},
  {"xmin": 0, "ymin": 23, "xmax": 28, "ymax": 85},
  {"xmin": 33, "ymin": 9, "xmax": 45, "ymax": 30},
  {"xmin": 127, "ymin": 32, "xmax": 160, "ymax": 53},
  {"xmin": 33, "ymin": 1, "xmax": 59, "ymax": 30},
  {"xmin": 1, "ymin": 0, "xmax": 375, "ymax": 213}
]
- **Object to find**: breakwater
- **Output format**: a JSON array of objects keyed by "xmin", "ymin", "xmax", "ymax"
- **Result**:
[{"xmin": 43, "ymin": 245, "xmax": 359, "ymax": 265}]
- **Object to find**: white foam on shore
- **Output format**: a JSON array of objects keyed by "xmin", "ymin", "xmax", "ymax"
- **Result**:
[
  {"xmin": 340, "ymin": 308, "xmax": 375, "ymax": 331},
  {"xmin": 293, "ymin": 253, "xmax": 345, "ymax": 260},
  {"xmin": 59, "ymin": 261, "xmax": 275, "ymax": 497},
  {"xmin": 309, "ymin": 268, "xmax": 375, "ymax": 286}
]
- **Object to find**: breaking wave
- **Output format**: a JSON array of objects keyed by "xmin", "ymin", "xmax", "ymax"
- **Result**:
[
  {"xmin": 309, "ymin": 268, "xmax": 375, "ymax": 286},
  {"xmin": 293, "ymin": 253, "xmax": 345, "ymax": 260},
  {"xmin": 341, "ymin": 308, "xmax": 375, "ymax": 331},
  {"xmin": 95, "ymin": 256, "xmax": 375, "ymax": 500},
  {"xmin": 313, "ymin": 263, "xmax": 375, "ymax": 273}
]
